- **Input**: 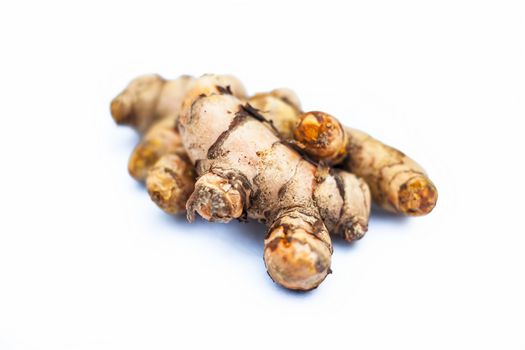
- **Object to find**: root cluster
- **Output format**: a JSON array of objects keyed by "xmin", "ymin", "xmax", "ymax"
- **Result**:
[{"xmin": 111, "ymin": 73, "xmax": 438, "ymax": 291}]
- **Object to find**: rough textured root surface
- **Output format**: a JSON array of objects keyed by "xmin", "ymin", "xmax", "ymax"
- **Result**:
[
  {"xmin": 343, "ymin": 128, "xmax": 438, "ymax": 215},
  {"xmin": 314, "ymin": 168, "xmax": 371, "ymax": 242},
  {"xmin": 128, "ymin": 117, "xmax": 186, "ymax": 182},
  {"xmin": 286, "ymin": 107, "xmax": 437, "ymax": 216},
  {"xmin": 248, "ymin": 89, "xmax": 302, "ymax": 139},
  {"xmin": 186, "ymin": 172, "xmax": 246, "ymax": 223},
  {"xmin": 111, "ymin": 74, "xmax": 194, "ymax": 134},
  {"xmin": 146, "ymin": 154, "xmax": 196, "ymax": 215},
  {"xmin": 179, "ymin": 92, "xmax": 372, "ymax": 289},
  {"xmin": 293, "ymin": 111, "xmax": 348, "ymax": 165},
  {"xmin": 242, "ymin": 97, "xmax": 371, "ymax": 241}
]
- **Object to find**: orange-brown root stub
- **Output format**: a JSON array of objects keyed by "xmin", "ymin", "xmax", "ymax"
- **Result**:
[
  {"xmin": 293, "ymin": 111, "xmax": 348, "ymax": 165},
  {"xmin": 264, "ymin": 215, "xmax": 332, "ymax": 291},
  {"xmin": 128, "ymin": 117, "xmax": 185, "ymax": 182},
  {"xmin": 146, "ymin": 154, "xmax": 196, "ymax": 215},
  {"xmin": 397, "ymin": 175, "xmax": 438, "ymax": 216},
  {"xmin": 343, "ymin": 128, "xmax": 438, "ymax": 216},
  {"xmin": 186, "ymin": 172, "xmax": 245, "ymax": 223}
]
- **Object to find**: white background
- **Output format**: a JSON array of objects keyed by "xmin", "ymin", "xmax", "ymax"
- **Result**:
[{"xmin": 0, "ymin": 1, "xmax": 524, "ymax": 349}]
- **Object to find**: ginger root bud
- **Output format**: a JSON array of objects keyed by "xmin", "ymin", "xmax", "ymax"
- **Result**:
[
  {"xmin": 293, "ymin": 111, "xmax": 348, "ymax": 165},
  {"xmin": 264, "ymin": 213, "xmax": 332, "ymax": 291}
]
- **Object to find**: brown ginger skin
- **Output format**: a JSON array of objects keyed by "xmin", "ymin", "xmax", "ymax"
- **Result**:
[{"xmin": 178, "ymin": 87, "xmax": 371, "ymax": 290}]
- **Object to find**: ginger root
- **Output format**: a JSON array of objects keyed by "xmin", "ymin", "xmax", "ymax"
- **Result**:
[
  {"xmin": 292, "ymin": 111, "xmax": 438, "ymax": 215},
  {"xmin": 110, "ymin": 72, "xmax": 437, "ymax": 291},
  {"xmin": 343, "ymin": 128, "xmax": 437, "ymax": 215},
  {"xmin": 178, "ymin": 81, "xmax": 371, "ymax": 290}
]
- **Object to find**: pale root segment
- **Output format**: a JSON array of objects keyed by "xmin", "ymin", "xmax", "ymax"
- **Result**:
[
  {"xmin": 127, "ymin": 117, "xmax": 186, "ymax": 182},
  {"xmin": 146, "ymin": 154, "xmax": 196, "ymax": 215},
  {"xmin": 248, "ymin": 88, "xmax": 302, "ymax": 139},
  {"xmin": 110, "ymin": 74, "xmax": 197, "ymax": 215},
  {"xmin": 111, "ymin": 74, "xmax": 195, "ymax": 182},
  {"xmin": 313, "ymin": 168, "xmax": 371, "ymax": 241},
  {"xmin": 343, "ymin": 128, "xmax": 437, "ymax": 215},
  {"xmin": 179, "ymin": 74, "xmax": 247, "ymax": 123},
  {"xmin": 178, "ymin": 87, "xmax": 371, "ymax": 290},
  {"xmin": 111, "ymin": 74, "xmax": 194, "ymax": 134},
  {"xmin": 246, "ymin": 99, "xmax": 372, "ymax": 241}
]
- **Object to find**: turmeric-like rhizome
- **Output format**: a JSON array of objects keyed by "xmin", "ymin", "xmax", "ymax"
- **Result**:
[{"xmin": 111, "ymin": 74, "xmax": 438, "ymax": 291}]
